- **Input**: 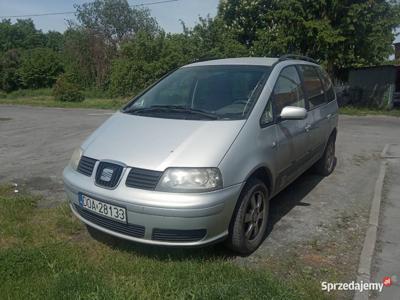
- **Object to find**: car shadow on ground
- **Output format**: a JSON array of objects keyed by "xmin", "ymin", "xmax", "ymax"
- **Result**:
[
  {"xmin": 87, "ymin": 170, "xmax": 325, "ymax": 260},
  {"xmin": 266, "ymin": 170, "xmax": 324, "ymax": 237}
]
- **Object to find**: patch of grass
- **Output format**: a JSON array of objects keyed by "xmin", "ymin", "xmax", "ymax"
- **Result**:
[
  {"xmin": 0, "ymin": 88, "xmax": 53, "ymax": 99},
  {"xmin": 0, "ymin": 88, "xmax": 129, "ymax": 109},
  {"xmin": 0, "ymin": 184, "xmax": 330, "ymax": 300},
  {"xmin": 0, "ymin": 96, "xmax": 128, "ymax": 110},
  {"xmin": 340, "ymin": 106, "xmax": 400, "ymax": 117},
  {"xmin": 82, "ymin": 88, "xmax": 113, "ymax": 99}
]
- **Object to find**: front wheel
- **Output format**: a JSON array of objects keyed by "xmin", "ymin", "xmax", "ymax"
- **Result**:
[{"xmin": 226, "ymin": 178, "xmax": 270, "ymax": 255}]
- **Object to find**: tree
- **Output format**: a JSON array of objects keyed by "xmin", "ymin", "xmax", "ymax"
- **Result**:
[
  {"xmin": 0, "ymin": 49, "xmax": 23, "ymax": 92},
  {"xmin": 0, "ymin": 19, "xmax": 46, "ymax": 52},
  {"xmin": 74, "ymin": 0, "xmax": 160, "ymax": 48},
  {"xmin": 64, "ymin": 0, "xmax": 160, "ymax": 90},
  {"xmin": 186, "ymin": 16, "xmax": 249, "ymax": 59},
  {"xmin": 218, "ymin": 0, "xmax": 275, "ymax": 46},
  {"xmin": 109, "ymin": 31, "xmax": 170, "ymax": 96},
  {"xmin": 45, "ymin": 31, "xmax": 64, "ymax": 52},
  {"xmin": 109, "ymin": 17, "xmax": 249, "ymax": 97},
  {"xmin": 63, "ymin": 27, "xmax": 112, "ymax": 89},
  {"xmin": 19, "ymin": 48, "xmax": 63, "ymax": 89},
  {"xmin": 219, "ymin": 0, "xmax": 400, "ymax": 76}
]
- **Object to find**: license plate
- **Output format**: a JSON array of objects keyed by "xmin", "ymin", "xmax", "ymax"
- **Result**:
[{"xmin": 79, "ymin": 194, "xmax": 127, "ymax": 223}]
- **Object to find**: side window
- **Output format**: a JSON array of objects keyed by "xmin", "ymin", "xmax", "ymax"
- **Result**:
[
  {"xmin": 299, "ymin": 65, "xmax": 326, "ymax": 109},
  {"xmin": 260, "ymin": 99, "xmax": 273, "ymax": 125},
  {"xmin": 273, "ymin": 66, "xmax": 305, "ymax": 115},
  {"xmin": 318, "ymin": 68, "xmax": 335, "ymax": 102}
]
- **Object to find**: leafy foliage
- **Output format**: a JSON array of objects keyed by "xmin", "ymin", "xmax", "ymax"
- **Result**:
[
  {"xmin": 0, "ymin": 19, "xmax": 46, "ymax": 52},
  {"xmin": 186, "ymin": 16, "xmax": 248, "ymax": 59},
  {"xmin": 19, "ymin": 48, "xmax": 63, "ymax": 89},
  {"xmin": 0, "ymin": 0, "xmax": 399, "ymax": 96},
  {"xmin": 109, "ymin": 17, "xmax": 248, "ymax": 97},
  {"xmin": 45, "ymin": 31, "xmax": 64, "ymax": 52},
  {"xmin": 109, "ymin": 32, "xmax": 173, "ymax": 96},
  {"xmin": 53, "ymin": 74, "xmax": 85, "ymax": 102},
  {"xmin": 63, "ymin": 27, "xmax": 112, "ymax": 89},
  {"xmin": 74, "ymin": 0, "xmax": 160, "ymax": 47},
  {"xmin": 0, "ymin": 49, "xmax": 23, "ymax": 92},
  {"xmin": 219, "ymin": 0, "xmax": 400, "ymax": 76}
]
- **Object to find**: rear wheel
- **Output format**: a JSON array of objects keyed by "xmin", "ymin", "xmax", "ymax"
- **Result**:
[
  {"xmin": 226, "ymin": 178, "xmax": 269, "ymax": 255},
  {"xmin": 314, "ymin": 134, "xmax": 336, "ymax": 176}
]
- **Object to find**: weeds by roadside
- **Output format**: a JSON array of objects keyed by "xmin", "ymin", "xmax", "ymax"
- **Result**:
[
  {"xmin": 340, "ymin": 106, "xmax": 400, "ymax": 117},
  {"xmin": 0, "ymin": 88, "xmax": 128, "ymax": 110}
]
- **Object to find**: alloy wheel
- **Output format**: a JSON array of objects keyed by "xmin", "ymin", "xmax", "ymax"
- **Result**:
[{"xmin": 243, "ymin": 191, "xmax": 266, "ymax": 241}]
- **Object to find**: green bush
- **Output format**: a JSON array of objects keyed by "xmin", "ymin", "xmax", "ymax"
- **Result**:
[
  {"xmin": 0, "ymin": 49, "xmax": 23, "ymax": 92},
  {"xmin": 19, "ymin": 48, "xmax": 63, "ymax": 89},
  {"xmin": 53, "ymin": 75, "xmax": 85, "ymax": 102}
]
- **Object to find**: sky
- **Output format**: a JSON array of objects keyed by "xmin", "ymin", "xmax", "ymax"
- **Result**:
[{"xmin": 0, "ymin": 0, "xmax": 220, "ymax": 33}]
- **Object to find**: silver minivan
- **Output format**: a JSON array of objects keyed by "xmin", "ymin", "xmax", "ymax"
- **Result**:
[{"xmin": 63, "ymin": 56, "xmax": 338, "ymax": 254}]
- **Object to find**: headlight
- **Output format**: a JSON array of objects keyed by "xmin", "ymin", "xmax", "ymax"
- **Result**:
[
  {"xmin": 156, "ymin": 168, "xmax": 223, "ymax": 193},
  {"xmin": 69, "ymin": 148, "xmax": 83, "ymax": 171}
]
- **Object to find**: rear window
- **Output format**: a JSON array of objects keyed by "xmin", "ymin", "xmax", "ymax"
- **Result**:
[
  {"xmin": 318, "ymin": 68, "xmax": 335, "ymax": 102},
  {"xmin": 299, "ymin": 65, "xmax": 326, "ymax": 109}
]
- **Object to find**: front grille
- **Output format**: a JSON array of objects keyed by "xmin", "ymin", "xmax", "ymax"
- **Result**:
[
  {"xmin": 152, "ymin": 228, "xmax": 207, "ymax": 242},
  {"xmin": 126, "ymin": 168, "xmax": 162, "ymax": 190},
  {"xmin": 74, "ymin": 204, "xmax": 145, "ymax": 238},
  {"xmin": 77, "ymin": 156, "xmax": 97, "ymax": 176},
  {"xmin": 95, "ymin": 162, "xmax": 124, "ymax": 188}
]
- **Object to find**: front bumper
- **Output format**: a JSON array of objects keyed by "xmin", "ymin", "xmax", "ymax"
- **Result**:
[{"xmin": 63, "ymin": 165, "xmax": 243, "ymax": 246}]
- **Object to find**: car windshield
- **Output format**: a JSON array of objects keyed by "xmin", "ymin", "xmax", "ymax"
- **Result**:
[{"xmin": 123, "ymin": 65, "xmax": 271, "ymax": 120}]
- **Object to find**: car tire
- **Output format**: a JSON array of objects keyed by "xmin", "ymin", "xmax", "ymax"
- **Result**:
[
  {"xmin": 314, "ymin": 134, "xmax": 336, "ymax": 176},
  {"xmin": 226, "ymin": 178, "xmax": 270, "ymax": 255}
]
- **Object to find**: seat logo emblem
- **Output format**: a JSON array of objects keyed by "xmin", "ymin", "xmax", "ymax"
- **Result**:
[{"xmin": 100, "ymin": 168, "xmax": 114, "ymax": 182}]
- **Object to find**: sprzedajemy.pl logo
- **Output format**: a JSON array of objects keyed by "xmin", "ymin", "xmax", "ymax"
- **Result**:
[{"xmin": 321, "ymin": 275, "xmax": 397, "ymax": 293}]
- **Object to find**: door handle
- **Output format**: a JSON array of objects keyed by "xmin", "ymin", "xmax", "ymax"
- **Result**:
[
  {"xmin": 305, "ymin": 124, "xmax": 312, "ymax": 132},
  {"xmin": 326, "ymin": 114, "xmax": 332, "ymax": 120}
]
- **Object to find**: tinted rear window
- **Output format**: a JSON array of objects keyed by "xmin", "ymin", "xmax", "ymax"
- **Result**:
[
  {"xmin": 318, "ymin": 68, "xmax": 335, "ymax": 102},
  {"xmin": 299, "ymin": 65, "xmax": 326, "ymax": 109}
]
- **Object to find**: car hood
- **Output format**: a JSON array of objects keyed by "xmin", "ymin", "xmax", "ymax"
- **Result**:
[{"xmin": 82, "ymin": 112, "xmax": 245, "ymax": 171}]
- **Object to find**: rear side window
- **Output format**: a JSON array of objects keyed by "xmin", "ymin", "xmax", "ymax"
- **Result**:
[
  {"xmin": 318, "ymin": 68, "xmax": 335, "ymax": 102},
  {"xmin": 299, "ymin": 65, "xmax": 326, "ymax": 109},
  {"xmin": 272, "ymin": 66, "xmax": 305, "ymax": 115}
]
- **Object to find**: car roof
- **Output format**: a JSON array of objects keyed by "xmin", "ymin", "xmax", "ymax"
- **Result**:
[{"xmin": 183, "ymin": 57, "xmax": 279, "ymax": 68}]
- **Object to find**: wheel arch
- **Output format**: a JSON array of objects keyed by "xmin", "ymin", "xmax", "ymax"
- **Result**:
[
  {"xmin": 330, "ymin": 127, "xmax": 337, "ymax": 141},
  {"xmin": 244, "ymin": 166, "xmax": 274, "ymax": 197}
]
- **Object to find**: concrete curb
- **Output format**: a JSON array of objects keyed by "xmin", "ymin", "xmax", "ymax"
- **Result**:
[
  {"xmin": 353, "ymin": 154, "xmax": 388, "ymax": 300},
  {"xmin": 381, "ymin": 144, "xmax": 400, "ymax": 159}
]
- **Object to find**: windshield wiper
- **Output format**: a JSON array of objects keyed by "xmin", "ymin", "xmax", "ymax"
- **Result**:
[{"xmin": 125, "ymin": 105, "xmax": 220, "ymax": 120}]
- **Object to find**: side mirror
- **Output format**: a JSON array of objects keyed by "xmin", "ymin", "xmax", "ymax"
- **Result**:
[{"xmin": 279, "ymin": 106, "xmax": 307, "ymax": 120}]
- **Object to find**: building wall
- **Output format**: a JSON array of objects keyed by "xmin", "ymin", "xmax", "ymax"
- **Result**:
[{"xmin": 395, "ymin": 42, "xmax": 400, "ymax": 60}]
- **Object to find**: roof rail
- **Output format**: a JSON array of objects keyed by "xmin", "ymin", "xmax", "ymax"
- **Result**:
[
  {"xmin": 191, "ymin": 56, "xmax": 219, "ymax": 63},
  {"xmin": 278, "ymin": 54, "xmax": 318, "ymax": 64}
]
